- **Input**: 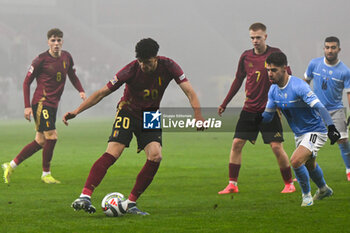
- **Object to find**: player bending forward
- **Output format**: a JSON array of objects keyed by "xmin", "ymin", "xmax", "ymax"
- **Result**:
[
  {"xmin": 262, "ymin": 52, "xmax": 340, "ymax": 206},
  {"xmin": 63, "ymin": 38, "xmax": 204, "ymax": 215}
]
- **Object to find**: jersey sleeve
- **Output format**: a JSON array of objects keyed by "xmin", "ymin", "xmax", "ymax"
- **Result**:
[
  {"xmin": 265, "ymin": 87, "xmax": 277, "ymax": 112},
  {"xmin": 220, "ymin": 53, "xmax": 246, "ymax": 108},
  {"xmin": 67, "ymin": 54, "xmax": 85, "ymax": 93},
  {"xmin": 168, "ymin": 59, "xmax": 188, "ymax": 84},
  {"xmin": 106, "ymin": 61, "xmax": 136, "ymax": 92},
  {"xmin": 234, "ymin": 53, "xmax": 247, "ymax": 81},
  {"xmin": 23, "ymin": 56, "xmax": 41, "ymax": 108},
  {"xmin": 344, "ymin": 68, "xmax": 350, "ymax": 93},
  {"xmin": 304, "ymin": 59, "xmax": 315, "ymax": 81},
  {"xmin": 296, "ymin": 78, "xmax": 320, "ymax": 107}
]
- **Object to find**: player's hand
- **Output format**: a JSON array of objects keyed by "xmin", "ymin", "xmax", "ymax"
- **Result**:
[
  {"xmin": 80, "ymin": 92, "xmax": 87, "ymax": 101},
  {"xmin": 327, "ymin": 125, "xmax": 340, "ymax": 145},
  {"xmin": 218, "ymin": 106, "xmax": 225, "ymax": 117},
  {"xmin": 195, "ymin": 115, "xmax": 206, "ymax": 131},
  {"xmin": 24, "ymin": 107, "xmax": 33, "ymax": 122},
  {"xmin": 62, "ymin": 112, "xmax": 77, "ymax": 126}
]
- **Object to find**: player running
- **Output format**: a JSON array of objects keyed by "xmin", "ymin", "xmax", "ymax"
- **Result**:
[
  {"xmin": 262, "ymin": 52, "xmax": 340, "ymax": 206},
  {"xmin": 304, "ymin": 36, "xmax": 350, "ymax": 181},
  {"xmin": 63, "ymin": 38, "xmax": 205, "ymax": 215},
  {"xmin": 218, "ymin": 22, "xmax": 295, "ymax": 194},
  {"xmin": 2, "ymin": 28, "xmax": 86, "ymax": 184}
]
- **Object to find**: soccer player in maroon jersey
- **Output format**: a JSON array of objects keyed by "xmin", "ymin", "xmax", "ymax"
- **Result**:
[
  {"xmin": 63, "ymin": 38, "xmax": 204, "ymax": 215},
  {"xmin": 1, "ymin": 28, "xmax": 86, "ymax": 184},
  {"xmin": 217, "ymin": 23, "xmax": 296, "ymax": 194}
]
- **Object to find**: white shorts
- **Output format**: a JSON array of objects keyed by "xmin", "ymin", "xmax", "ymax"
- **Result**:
[
  {"xmin": 295, "ymin": 132, "xmax": 328, "ymax": 158},
  {"xmin": 329, "ymin": 108, "xmax": 348, "ymax": 139}
]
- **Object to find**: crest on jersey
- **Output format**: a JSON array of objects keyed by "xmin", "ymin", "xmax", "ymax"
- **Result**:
[
  {"xmin": 329, "ymin": 70, "xmax": 333, "ymax": 75},
  {"xmin": 110, "ymin": 75, "xmax": 119, "ymax": 85},
  {"xmin": 249, "ymin": 63, "xmax": 253, "ymax": 68},
  {"xmin": 63, "ymin": 61, "xmax": 66, "ymax": 69},
  {"xmin": 284, "ymin": 93, "xmax": 288, "ymax": 99}
]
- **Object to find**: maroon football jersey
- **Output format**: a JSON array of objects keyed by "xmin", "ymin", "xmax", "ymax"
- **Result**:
[
  {"xmin": 222, "ymin": 46, "xmax": 283, "ymax": 113},
  {"xmin": 23, "ymin": 50, "xmax": 84, "ymax": 108},
  {"xmin": 107, "ymin": 56, "xmax": 188, "ymax": 118}
]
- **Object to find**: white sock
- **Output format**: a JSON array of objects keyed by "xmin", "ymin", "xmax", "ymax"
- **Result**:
[
  {"xmin": 346, "ymin": 168, "xmax": 350, "ymax": 174},
  {"xmin": 42, "ymin": 171, "xmax": 51, "ymax": 177},
  {"xmin": 80, "ymin": 194, "xmax": 91, "ymax": 199},
  {"xmin": 10, "ymin": 160, "xmax": 17, "ymax": 169},
  {"xmin": 229, "ymin": 181, "xmax": 237, "ymax": 186}
]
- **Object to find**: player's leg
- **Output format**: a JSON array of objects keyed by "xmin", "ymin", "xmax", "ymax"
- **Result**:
[
  {"xmin": 41, "ymin": 129, "xmax": 59, "ymax": 184},
  {"xmin": 123, "ymin": 127, "xmax": 162, "ymax": 216},
  {"xmin": 338, "ymin": 139, "xmax": 350, "ymax": 181},
  {"xmin": 218, "ymin": 138, "xmax": 245, "ymax": 194},
  {"xmin": 1, "ymin": 104, "xmax": 44, "ymax": 184},
  {"xmin": 37, "ymin": 105, "xmax": 60, "ymax": 184},
  {"xmin": 305, "ymin": 158, "xmax": 333, "ymax": 201},
  {"xmin": 290, "ymin": 145, "xmax": 313, "ymax": 206},
  {"xmin": 330, "ymin": 108, "xmax": 350, "ymax": 180},
  {"xmin": 219, "ymin": 110, "xmax": 258, "ymax": 194},
  {"xmin": 72, "ymin": 109, "xmax": 131, "ymax": 213},
  {"xmin": 302, "ymin": 132, "xmax": 333, "ymax": 201},
  {"xmin": 260, "ymin": 112, "xmax": 294, "ymax": 193},
  {"xmin": 72, "ymin": 141, "xmax": 125, "ymax": 213}
]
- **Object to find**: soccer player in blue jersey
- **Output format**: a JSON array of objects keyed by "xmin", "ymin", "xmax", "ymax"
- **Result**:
[
  {"xmin": 304, "ymin": 36, "xmax": 350, "ymax": 181},
  {"xmin": 262, "ymin": 52, "xmax": 340, "ymax": 206}
]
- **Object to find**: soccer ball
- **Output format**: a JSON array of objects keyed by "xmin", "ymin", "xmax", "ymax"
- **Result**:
[{"xmin": 101, "ymin": 192, "xmax": 127, "ymax": 217}]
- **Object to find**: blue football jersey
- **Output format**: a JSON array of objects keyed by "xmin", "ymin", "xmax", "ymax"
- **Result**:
[
  {"xmin": 265, "ymin": 76, "xmax": 327, "ymax": 136},
  {"xmin": 304, "ymin": 57, "xmax": 350, "ymax": 111}
]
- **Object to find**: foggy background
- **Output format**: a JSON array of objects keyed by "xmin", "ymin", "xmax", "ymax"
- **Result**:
[{"xmin": 1, "ymin": 0, "xmax": 350, "ymax": 120}]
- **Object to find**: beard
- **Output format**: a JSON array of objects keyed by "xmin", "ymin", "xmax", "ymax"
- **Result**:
[{"xmin": 325, "ymin": 53, "xmax": 338, "ymax": 63}]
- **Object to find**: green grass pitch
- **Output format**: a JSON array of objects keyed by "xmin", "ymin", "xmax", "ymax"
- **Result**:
[{"xmin": 1, "ymin": 119, "xmax": 350, "ymax": 233}]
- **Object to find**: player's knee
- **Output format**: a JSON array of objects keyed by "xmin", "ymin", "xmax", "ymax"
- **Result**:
[
  {"xmin": 270, "ymin": 142, "xmax": 283, "ymax": 152},
  {"xmin": 290, "ymin": 157, "xmax": 302, "ymax": 168},
  {"xmin": 232, "ymin": 139, "xmax": 244, "ymax": 153},
  {"xmin": 35, "ymin": 138, "xmax": 46, "ymax": 147},
  {"xmin": 148, "ymin": 153, "xmax": 162, "ymax": 163}
]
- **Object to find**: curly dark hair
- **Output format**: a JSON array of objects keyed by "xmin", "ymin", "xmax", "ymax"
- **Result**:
[
  {"xmin": 135, "ymin": 38, "xmax": 159, "ymax": 59},
  {"xmin": 266, "ymin": 52, "xmax": 288, "ymax": 67}
]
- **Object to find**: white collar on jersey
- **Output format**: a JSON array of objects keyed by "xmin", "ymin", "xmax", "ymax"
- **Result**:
[
  {"xmin": 323, "ymin": 57, "xmax": 340, "ymax": 67},
  {"xmin": 278, "ymin": 75, "xmax": 291, "ymax": 90}
]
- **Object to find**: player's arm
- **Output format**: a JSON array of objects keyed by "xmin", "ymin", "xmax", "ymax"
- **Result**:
[
  {"xmin": 218, "ymin": 54, "xmax": 246, "ymax": 116},
  {"xmin": 218, "ymin": 77, "xmax": 244, "ymax": 116},
  {"xmin": 303, "ymin": 61, "xmax": 315, "ymax": 84},
  {"xmin": 179, "ymin": 81, "xmax": 205, "ymax": 123},
  {"xmin": 63, "ymin": 85, "xmax": 112, "ymax": 125},
  {"xmin": 67, "ymin": 70, "xmax": 87, "ymax": 101},
  {"xmin": 261, "ymin": 89, "xmax": 276, "ymax": 123},
  {"xmin": 23, "ymin": 65, "xmax": 37, "ymax": 122}
]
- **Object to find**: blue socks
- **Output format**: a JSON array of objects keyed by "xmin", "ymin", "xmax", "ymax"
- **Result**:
[
  {"xmin": 293, "ymin": 165, "xmax": 310, "ymax": 195},
  {"xmin": 338, "ymin": 142, "xmax": 350, "ymax": 169},
  {"xmin": 308, "ymin": 163, "xmax": 326, "ymax": 188}
]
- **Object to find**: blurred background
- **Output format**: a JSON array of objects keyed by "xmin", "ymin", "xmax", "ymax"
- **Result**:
[{"xmin": 1, "ymin": 0, "xmax": 350, "ymax": 119}]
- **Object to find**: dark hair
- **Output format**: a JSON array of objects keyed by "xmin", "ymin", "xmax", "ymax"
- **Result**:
[
  {"xmin": 325, "ymin": 36, "xmax": 340, "ymax": 46},
  {"xmin": 249, "ymin": 22, "xmax": 266, "ymax": 32},
  {"xmin": 266, "ymin": 52, "xmax": 288, "ymax": 67},
  {"xmin": 135, "ymin": 38, "xmax": 159, "ymax": 59},
  {"xmin": 47, "ymin": 28, "xmax": 63, "ymax": 39}
]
